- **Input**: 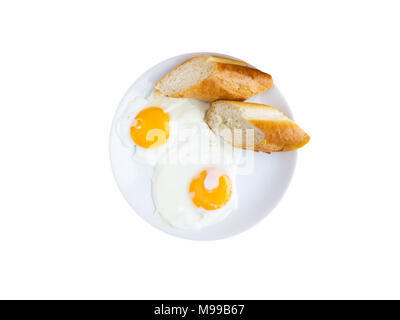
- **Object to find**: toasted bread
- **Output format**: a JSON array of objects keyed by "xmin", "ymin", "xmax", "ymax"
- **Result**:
[
  {"xmin": 206, "ymin": 100, "xmax": 310, "ymax": 152},
  {"xmin": 155, "ymin": 55, "xmax": 273, "ymax": 102}
]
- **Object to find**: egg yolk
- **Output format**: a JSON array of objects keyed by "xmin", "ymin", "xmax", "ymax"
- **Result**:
[
  {"xmin": 130, "ymin": 107, "xmax": 170, "ymax": 149},
  {"xmin": 189, "ymin": 170, "xmax": 232, "ymax": 210}
]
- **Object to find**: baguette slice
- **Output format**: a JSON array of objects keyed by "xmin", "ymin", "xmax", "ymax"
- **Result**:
[
  {"xmin": 206, "ymin": 101, "xmax": 310, "ymax": 152},
  {"xmin": 155, "ymin": 55, "xmax": 273, "ymax": 102}
]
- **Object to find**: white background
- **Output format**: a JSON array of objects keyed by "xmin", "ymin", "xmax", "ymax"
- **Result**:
[{"xmin": 0, "ymin": 0, "xmax": 399, "ymax": 299}]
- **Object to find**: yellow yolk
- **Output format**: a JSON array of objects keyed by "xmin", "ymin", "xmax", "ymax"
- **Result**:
[
  {"xmin": 130, "ymin": 107, "xmax": 170, "ymax": 148},
  {"xmin": 189, "ymin": 170, "xmax": 232, "ymax": 210}
]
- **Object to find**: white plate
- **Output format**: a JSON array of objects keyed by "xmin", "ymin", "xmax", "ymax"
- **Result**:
[{"xmin": 109, "ymin": 52, "xmax": 297, "ymax": 240}]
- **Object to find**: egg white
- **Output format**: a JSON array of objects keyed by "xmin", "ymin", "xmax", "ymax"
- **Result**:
[
  {"xmin": 152, "ymin": 135, "xmax": 239, "ymax": 229},
  {"xmin": 116, "ymin": 90, "xmax": 210, "ymax": 166},
  {"xmin": 117, "ymin": 90, "xmax": 243, "ymax": 229}
]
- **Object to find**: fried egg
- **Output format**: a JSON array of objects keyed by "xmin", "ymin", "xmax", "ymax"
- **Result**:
[
  {"xmin": 152, "ymin": 135, "xmax": 239, "ymax": 229},
  {"xmin": 117, "ymin": 91, "xmax": 209, "ymax": 165}
]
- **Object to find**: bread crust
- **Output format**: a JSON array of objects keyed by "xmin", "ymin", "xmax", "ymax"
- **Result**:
[
  {"xmin": 207, "ymin": 101, "xmax": 310, "ymax": 152},
  {"xmin": 155, "ymin": 55, "xmax": 273, "ymax": 102},
  {"xmin": 250, "ymin": 119, "xmax": 310, "ymax": 152}
]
